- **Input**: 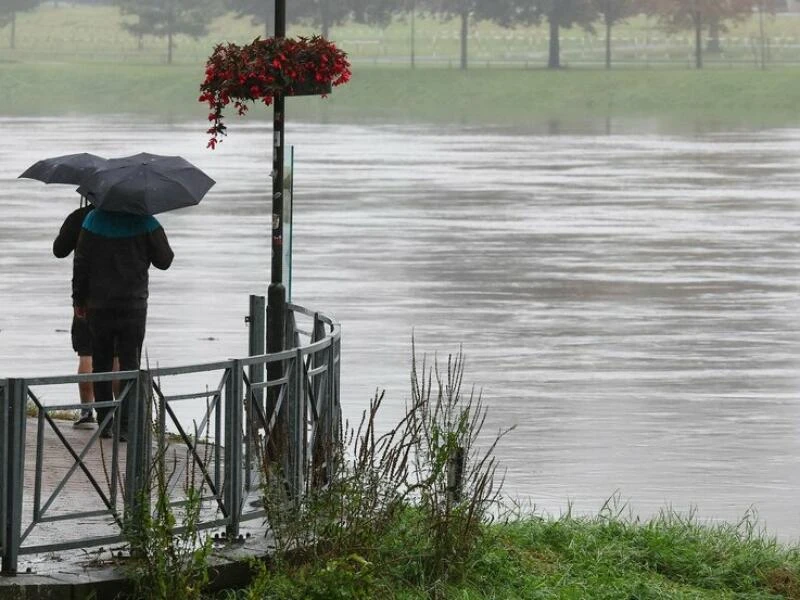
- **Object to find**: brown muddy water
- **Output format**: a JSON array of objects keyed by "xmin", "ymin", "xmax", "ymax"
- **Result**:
[{"xmin": 1, "ymin": 117, "xmax": 799, "ymax": 538}]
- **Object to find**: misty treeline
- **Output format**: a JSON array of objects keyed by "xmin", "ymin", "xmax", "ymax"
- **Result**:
[{"xmin": 0, "ymin": 0, "xmax": 786, "ymax": 66}]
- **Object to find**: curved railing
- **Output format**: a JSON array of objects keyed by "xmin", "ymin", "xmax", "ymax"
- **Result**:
[{"xmin": 0, "ymin": 302, "xmax": 341, "ymax": 575}]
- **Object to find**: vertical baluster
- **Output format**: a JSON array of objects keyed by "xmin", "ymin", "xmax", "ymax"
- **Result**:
[
  {"xmin": 225, "ymin": 361, "xmax": 243, "ymax": 537},
  {"xmin": 0, "ymin": 380, "xmax": 7, "ymax": 566},
  {"xmin": 2, "ymin": 379, "xmax": 26, "ymax": 575}
]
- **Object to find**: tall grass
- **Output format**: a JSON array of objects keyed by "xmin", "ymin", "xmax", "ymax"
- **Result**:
[
  {"xmin": 122, "ymin": 382, "xmax": 214, "ymax": 600},
  {"xmin": 231, "ymin": 344, "xmax": 511, "ymax": 598}
]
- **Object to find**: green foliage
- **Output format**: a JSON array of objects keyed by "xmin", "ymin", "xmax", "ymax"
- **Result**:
[
  {"xmin": 119, "ymin": 0, "xmax": 219, "ymax": 39},
  {"xmin": 123, "ymin": 414, "xmax": 214, "ymax": 599},
  {"xmin": 118, "ymin": 0, "xmax": 221, "ymax": 63},
  {"xmin": 593, "ymin": 0, "xmax": 641, "ymax": 25},
  {"xmin": 644, "ymin": 0, "xmax": 758, "ymax": 33},
  {"xmin": 244, "ymin": 344, "xmax": 508, "ymax": 597},
  {"xmin": 229, "ymin": 556, "xmax": 378, "ymax": 600},
  {"xmin": 225, "ymin": 0, "xmax": 402, "ymax": 40},
  {"xmin": 125, "ymin": 485, "xmax": 212, "ymax": 600},
  {"xmin": 408, "ymin": 346, "xmax": 512, "ymax": 577},
  {"xmin": 218, "ymin": 503, "xmax": 800, "ymax": 599},
  {"xmin": 533, "ymin": 0, "xmax": 599, "ymax": 29},
  {"xmin": 289, "ymin": 0, "xmax": 363, "ymax": 37}
]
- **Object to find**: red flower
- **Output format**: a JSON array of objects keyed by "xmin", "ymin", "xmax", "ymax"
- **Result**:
[{"xmin": 199, "ymin": 35, "xmax": 351, "ymax": 148}]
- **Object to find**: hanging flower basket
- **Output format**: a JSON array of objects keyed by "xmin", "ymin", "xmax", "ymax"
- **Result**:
[{"xmin": 199, "ymin": 35, "xmax": 351, "ymax": 149}]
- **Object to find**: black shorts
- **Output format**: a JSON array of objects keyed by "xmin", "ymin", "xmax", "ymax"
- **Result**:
[{"xmin": 71, "ymin": 315, "xmax": 92, "ymax": 356}]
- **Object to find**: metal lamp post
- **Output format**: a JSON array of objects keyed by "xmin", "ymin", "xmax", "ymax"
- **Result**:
[
  {"xmin": 268, "ymin": 0, "xmax": 287, "ymax": 362},
  {"xmin": 265, "ymin": 0, "xmax": 288, "ymax": 466}
]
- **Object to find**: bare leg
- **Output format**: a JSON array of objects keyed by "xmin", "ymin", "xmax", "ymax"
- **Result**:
[
  {"xmin": 112, "ymin": 356, "xmax": 121, "ymax": 399},
  {"xmin": 75, "ymin": 354, "xmax": 96, "ymax": 428},
  {"xmin": 78, "ymin": 355, "xmax": 93, "ymax": 403}
]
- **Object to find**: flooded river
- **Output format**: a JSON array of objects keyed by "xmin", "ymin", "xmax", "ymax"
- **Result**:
[{"xmin": 1, "ymin": 117, "xmax": 799, "ymax": 538}]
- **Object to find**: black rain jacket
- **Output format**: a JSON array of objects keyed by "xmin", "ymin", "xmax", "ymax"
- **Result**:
[
  {"xmin": 72, "ymin": 209, "xmax": 174, "ymax": 310},
  {"xmin": 53, "ymin": 205, "xmax": 94, "ymax": 258}
]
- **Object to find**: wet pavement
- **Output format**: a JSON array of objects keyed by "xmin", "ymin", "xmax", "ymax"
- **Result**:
[{"xmin": 1, "ymin": 416, "xmax": 267, "ymax": 597}]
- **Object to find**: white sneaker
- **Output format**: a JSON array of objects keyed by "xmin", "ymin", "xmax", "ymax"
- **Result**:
[{"xmin": 73, "ymin": 411, "xmax": 96, "ymax": 429}]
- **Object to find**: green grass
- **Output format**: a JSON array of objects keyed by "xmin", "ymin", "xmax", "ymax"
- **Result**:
[
  {"xmin": 2, "ymin": 61, "xmax": 800, "ymax": 128},
  {"xmin": 1, "ymin": 5, "xmax": 800, "ymax": 126},
  {"xmin": 221, "ymin": 508, "xmax": 800, "ymax": 599}
]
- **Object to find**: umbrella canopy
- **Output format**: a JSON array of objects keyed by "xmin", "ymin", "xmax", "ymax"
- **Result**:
[
  {"xmin": 18, "ymin": 152, "xmax": 109, "ymax": 185},
  {"xmin": 77, "ymin": 153, "xmax": 215, "ymax": 216}
]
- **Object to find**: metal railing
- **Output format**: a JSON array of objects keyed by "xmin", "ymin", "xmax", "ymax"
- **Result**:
[{"xmin": 0, "ymin": 300, "xmax": 341, "ymax": 575}]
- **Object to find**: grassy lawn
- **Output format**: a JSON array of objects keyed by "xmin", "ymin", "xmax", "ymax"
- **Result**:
[
  {"xmin": 217, "ymin": 509, "xmax": 800, "ymax": 599},
  {"xmin": 0, "ymin": 5, "xmax": 798, "ymax": 125},
  {"xmin": 2, "ymin": 61, "xmax": 799, "ymax": 127}
]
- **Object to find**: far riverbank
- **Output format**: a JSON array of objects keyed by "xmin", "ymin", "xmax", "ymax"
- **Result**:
[{"xmin": 2, "ymin": 64, "xmax": 799, "ymax": 128}]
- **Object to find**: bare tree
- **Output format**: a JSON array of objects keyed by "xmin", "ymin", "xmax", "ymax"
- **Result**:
[
  {"xmin": 119, "ymin": 0, "xmax": 220, "ymax": 64},
  {"xmin": 644, "ymin": 0, "xmax": 757, "ymax": 69},
  {"xmin": 592, "ymin": 0, "xmax": 641, "ymax": 68},
  {"xmin": 530, "ymin": 0, "xmax": 597, "ymax": 69},
  {"xmin": 0, "ymin": 0, "xmax": 39, "ymax": 49}
]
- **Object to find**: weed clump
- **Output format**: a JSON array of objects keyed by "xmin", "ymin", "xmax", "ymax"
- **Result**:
[{"xmin": 244, "ymin": 344, "xmax": 511, "ymax": 597}]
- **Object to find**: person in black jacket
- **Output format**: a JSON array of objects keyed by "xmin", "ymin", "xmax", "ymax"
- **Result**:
[
  {"xmin": 73, "ymin": 209, "xmax": 174, "ymax": 440},
  {"xmin": 54, "ymin": 203, "xmax": 101, "ymax": 429}
]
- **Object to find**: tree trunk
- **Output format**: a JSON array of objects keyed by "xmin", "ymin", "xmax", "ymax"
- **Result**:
[
  {"xmin": 167, "ymin": 27, "xmax": 173, "ymax": 64},
  {"xmin": 321, "ymin": 0, "xmax": 330, "ymax": 38},
  {"xmin": 707, "ymin": 20, "xmax": 721, "ymax": 53},
  {"xmin": 758, "ymin": 0, "xmax": 767, "ymax": 70},
  {"xmin": 548, "ymin": 17, "xmax": 560, "ymax": 69},
  {"xmin": 410, "ymin": 0, "xmax": 415, "ymax": 69},
  {"xmin": 10, "ymin": 11, "xmax": 15, "ymax": 50},
  {"xmin": 459, "ymin": 8, "xmax": 468, "ymax": 70},
  {"xmin": 694, "ymin": 18, "xmax": 702, "ymax": 69},
  {"xmin": 166, "ymin": 0, "xmax": 174, "ymax": 65},
  {"xmin": 137, "ymin": 32, "xmax": 143, "ymax": 51},
  {"xmin": 605, "ymin": 19, "xmax": 612, "ymax": 69}
]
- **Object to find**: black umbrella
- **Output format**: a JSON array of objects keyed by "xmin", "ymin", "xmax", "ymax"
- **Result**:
[
  {"xmin": 18, "ymin": 152, "xmax": 109, "ymax": 185},
  {"xmin": 77, "ymin": 153, "xmax": 215, "ymax": 216}
]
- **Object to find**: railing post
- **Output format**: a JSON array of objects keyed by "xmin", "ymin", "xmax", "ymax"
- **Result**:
[
  {"xmin": 247, "ymin": 294, "xmax": 266, "ymax": 417},
  {"xmin": 224, "ymin": 361, "xmax": 243, "ymax": 538},
  {"xmin": 125, "ymin": 371, "xmax": 151, "ymax": 522},
  {"xmin": 0, "ymin": 380, "xmax": 7, "ymax": 573},
  {"xmin": 312, "ymin": 314, "xmax": 325, "ymax": 401},
  {"xmin": 325, "ymin": 342, "xmax": 336, "ymax": 484},
  {"xmin": 333, "ymin": 336, "xmax": 341, "ymax": 442},
  {"xmin": 2, "ymin": 378, "xmax": 26, "ymax": 575},
  {"xmin": 310, "ymin": 315, "xmax": 328, "ymax": 488},
  {"xmin": 287, "ymin": 349, "xmax": 305, "ymax": 503},
  {"xmin": 266, "ymin": 307, "xmax": 287, "ymax": 467},
  {"xmin": 246, "ymin": 295, "xmax": 266, "ymax": 491}
]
